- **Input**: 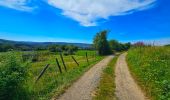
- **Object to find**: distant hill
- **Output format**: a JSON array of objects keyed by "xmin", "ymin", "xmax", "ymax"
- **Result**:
[{"xmin": 0, "ymin": 39, "xmax": 92, "ymax": 48}]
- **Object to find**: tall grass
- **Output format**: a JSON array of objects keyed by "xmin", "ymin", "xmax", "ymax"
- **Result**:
[{"xmin": 127, "ymin": 46, "xmax": 170, "ymax": 100}]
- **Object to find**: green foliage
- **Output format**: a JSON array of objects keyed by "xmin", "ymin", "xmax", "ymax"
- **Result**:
[
  {"xmin": 64, "ymin": 45, "xmax": 78, "ymax": 55},
  {"xmin": 94, "ymin": 56, "xmax": 118, "ymax": 100},
  {"xmin": 165, "ymin": 44, "xmax": 170, "ymax": 47},
  {"xmin": 0, "ymin": 53, "xmax": 28, "ymax": 100},
  {"xmin": 31, "ymin": 53, "xmax": 39, "ymax": 62},
  {"xmin": 93, "ymin": 30, "xmax": 112, "ymax": 55},
  {"xmin": 22, "ymin": 51, "xmax": 44, "ymax": 62},
  {"xmin": 48, "ymin": 44, "xmax": 78, "ymax": 55},
  {"xmin": 127, "ymin": 47, "xmax": 170, "ymax": 100},
  {"xmin": 109, "ymin": 40, "xmax": 131, "ymax": 52},
  {"xmin": 48, "ymin": 45, "xmax": 58, "ymax": 52},
  {"xmin": 0, "ymin": 43, "xmax": 14, "ymax": 52},
  {"xmin": 0, "ymin": 50, "xmax": 102, "ymax": 100}
]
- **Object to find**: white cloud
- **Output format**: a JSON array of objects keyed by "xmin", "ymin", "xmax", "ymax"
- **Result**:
[
  {"xmin": 48, "ymin": 0, "xmax": 156, "ymax": 26},
  {"xmin": 0, "ymin": 0, "xmax": 36, "ymax": 12}
]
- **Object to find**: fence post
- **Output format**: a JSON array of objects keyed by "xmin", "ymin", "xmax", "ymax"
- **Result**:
[
  {"xmin": 60, "ymin": 53, "xmax": 67, "ymax": 71},
  {"xmin": 56, "ymin": 58, "xmax": 62, "ymax": 73},
  {"xmin": 86, "ymin": 52, "xmax": 89, "ymax": 65},
  {"xmin": 35, "ymin": 64, "xmax": 50, "ymax": 83},
  {"xmin": 71, "ymin": 56, "xmax": 79, "ymax": 66}
]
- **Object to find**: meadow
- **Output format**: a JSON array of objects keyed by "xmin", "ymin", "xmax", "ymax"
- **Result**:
[
  {"xmin": 0, "ymin": 50, "xmax": 103, "ymax": 100},
  {"xmin": 127, "ymin": 46, "xmax": 170, "ymax": 100}
]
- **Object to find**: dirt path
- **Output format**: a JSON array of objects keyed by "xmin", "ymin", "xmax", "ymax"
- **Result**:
[
  {"xmin": 54, "ymin": 55, "xmax": 114, "ymax": 100},
  {"xmin": 115, "ymin": 53, "xmax": 147, "ymax": 100}
]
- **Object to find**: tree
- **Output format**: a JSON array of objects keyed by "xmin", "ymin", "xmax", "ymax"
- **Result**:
[
  {"xmin": 124, "ymin": 42, "xmax": 131, "ymax": 50},
  {"xmin": 109, "ymin": 40, "xmax": 131, "ymax": 52},
  {"xmin": 165, "ymin": 44, "xmax": 170, "ymax": 47},
  {"xmin": 63, "ymin": 45, "xmax": 78, "ymax": 55},
  {"xmin": 60, "ymin": 45, "xmax": 67, "ymax": 51},
  {"xmin": 0, "ymin": 43, "xmax": 14, "ymax": 52},
  {"xmin": 48, "ymin": 45, "xmax": 57, "ymax": 52},
  {"xmin": 109, "ymin": 40, "xmax": 120, "ymax": 51},
  {"xmin": 93, "ymin": 30, "xmax": 111, "ymax": 55}
]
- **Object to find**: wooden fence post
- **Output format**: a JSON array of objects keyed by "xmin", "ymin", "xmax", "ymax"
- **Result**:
[
  {"xmin": 86, "ymin": 52, "xmax": 89, "ymax": 65},
  {"xmin": 60, "ymin": 53, "xmax": 67, "ymax": 71},
  {"xmin": 35, "ymin": 64, "xmax": 50, "ymax": 83},
  {"xmin": 56, "ymin": 58, "xmax": 62, "ymax": 73},
  {"xmin": 71, "ymin": 56, "xmax": 79, "ymax": 66}
]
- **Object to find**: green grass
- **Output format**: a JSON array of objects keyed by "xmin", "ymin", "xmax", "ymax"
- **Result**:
[
  {"xmin": 127, "ymin": 46, "xmax": 170, "ymax": 100},
  {"xmin": 0, "ymin": 50, "xmax": 103, "ymax": 100},
  {"xmin": 75, "ymin": 50, "xmax": 97, "ymax": 56},
  {"xmin": 94, "ymin": 56, "xmax": 118, "ymax": 100}
]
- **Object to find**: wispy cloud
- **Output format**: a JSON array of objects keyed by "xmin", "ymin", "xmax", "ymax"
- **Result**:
[
  {"xmin": 48, "ymin": 0, "xmax": 156, "ymax": 27},
  {"xmin": 0, "ymin": 0, "xmax": 36, "ymax": 12}
]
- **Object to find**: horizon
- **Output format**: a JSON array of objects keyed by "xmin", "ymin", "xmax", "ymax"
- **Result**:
[
  {"xmin": 0, "ymin": 38, "xmax": 92, "ymax": 44},
  {"xmin": 0, "ymin": 0, "xmax": 170, "ymax": 45},
  {"xmin": 1, "ymin": 38, "xmax": 170, "ymax": 46}
]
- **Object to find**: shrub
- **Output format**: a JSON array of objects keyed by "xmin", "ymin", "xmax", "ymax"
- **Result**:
[
  {"xmin": 22, "ymin": 52, "xmax": 39, "ymax": 62},
  {"xmin": 31, "ymin": 53, "xmax": 38, "ymax": 62},
  {"xmin": 63, "ymin": 51, "xmax": 69, "ymax": 56},
  {"xmin": 0, "ymin": 53, "xmax": 28, "ymax": 100},
  {"xmin": 48, "ymin": 45, "xmax": 57, "ymax": 52}
]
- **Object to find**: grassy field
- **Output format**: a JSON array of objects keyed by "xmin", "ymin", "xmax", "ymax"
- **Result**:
[
  {"xmin": 0, "ymin": 50, "xmax": 103, "ymax": 100},
  {"xmin": 94, "ymin": 55, "xmax": 118, "ymax": 100},
  {"xmin": 127, "ymin": 46, "xmax": 170, "ymax": 100}
]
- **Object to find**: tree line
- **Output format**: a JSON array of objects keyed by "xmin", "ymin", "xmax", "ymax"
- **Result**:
[
  {"xmin": 93, "ymin": 30, "xmax": 131, "ymax": 55},
  {"xmin": 0, "ymin": 30, "xmax": 131, "ymax": 55},
  {"xmin": 0, "ymin": 43, "xmax": 79, "ymax": 54}
]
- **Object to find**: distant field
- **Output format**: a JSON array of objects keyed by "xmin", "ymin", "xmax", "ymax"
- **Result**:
[
  {"xmin": 0, "ymin": 50, "xmax": 103, "ymax": 100},
  {"xmin": 127, "ymin": 46, "xmax": 170, "ymax": 100}
]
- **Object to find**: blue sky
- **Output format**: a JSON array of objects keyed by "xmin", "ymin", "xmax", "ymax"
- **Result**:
[{"xmin": 0, "ymin": 0, "xmax": 170, "ymax": 45}]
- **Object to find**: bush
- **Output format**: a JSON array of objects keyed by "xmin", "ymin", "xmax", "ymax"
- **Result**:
[
  {"xmin": 48, "ymin": 45, "xmax": 57, "ymax": 52},
  {"xmin": 63, "ymin": 51, "xmax": 69, "ymax": 56},
  {"xmin": 22, "ymin": 52, "xmax": 39, "ymax": 62},
  {"xmin": 31, "ymin": 53, "xmax": 38, "ymax": 62},
  {"xmin": 0, "ymin": 53, "xmax": 28, "ymax": 100}
]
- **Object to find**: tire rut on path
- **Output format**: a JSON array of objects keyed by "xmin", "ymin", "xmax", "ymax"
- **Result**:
[
  {"xmin": 54, "ymin": 55, "xmax": 114, "ymax": 100},
  {"xmin": 115, "ymin": 53, "xmax": 148, "ymax": 100}
]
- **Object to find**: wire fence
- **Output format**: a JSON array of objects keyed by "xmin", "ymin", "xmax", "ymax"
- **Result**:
[{"xmin": 35, "ymin": 52, "xmax": 97, "ymax": 83}]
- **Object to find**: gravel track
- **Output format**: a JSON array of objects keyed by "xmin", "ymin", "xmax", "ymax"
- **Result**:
[
  {"xmin": 115, "ymin": 53, "xmax": 148, "ymax": 100},
  {"xmin": 54, "ymin": 55, "xmax": 114, "ymax": 100}
]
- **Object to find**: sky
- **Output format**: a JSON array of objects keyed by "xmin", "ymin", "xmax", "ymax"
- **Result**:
[{"xmin": 0, "ymin": 0, "xmax": 170, "ymax": 45}]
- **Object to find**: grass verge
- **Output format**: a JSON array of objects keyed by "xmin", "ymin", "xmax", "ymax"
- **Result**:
[
  {"xmin": 126, "ymin": 46, "xmax": 170, "ymax": 100},
  {"xmin": 93, "ymin": 55, "xmax": 118, "ymax": 100}
]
